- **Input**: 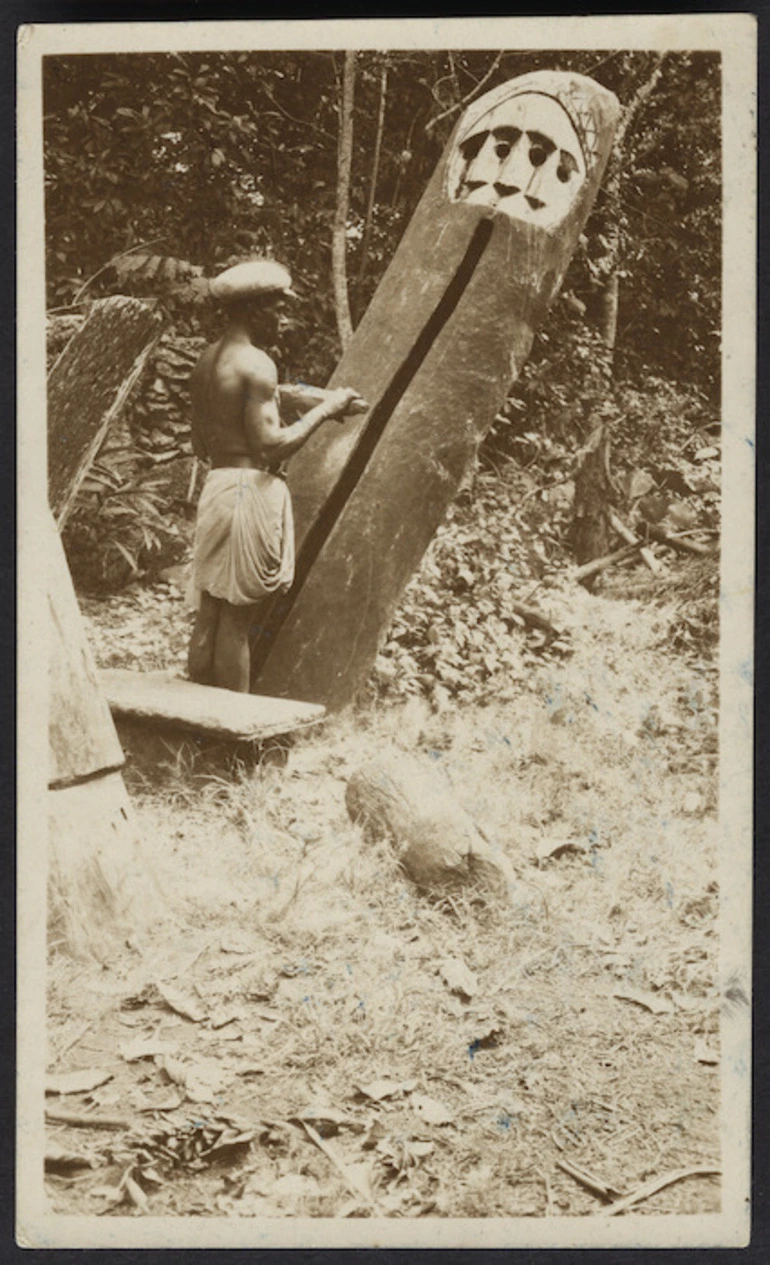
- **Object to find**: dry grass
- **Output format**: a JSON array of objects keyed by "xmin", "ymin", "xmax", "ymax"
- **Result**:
[{"xmin": 46, "ymin": 580, "xmax": 720, "ymax": 1219}]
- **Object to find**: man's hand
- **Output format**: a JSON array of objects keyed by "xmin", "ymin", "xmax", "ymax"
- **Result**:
[
  {"xmin": 324, "ymin": 387, "xmax": 368, "ymax": 421},
  {"xmin": 248, "ymin": 379, "xmax": 368, "ymax": 463}
]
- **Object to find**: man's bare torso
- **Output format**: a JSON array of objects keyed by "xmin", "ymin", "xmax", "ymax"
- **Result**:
[{"xmin": 190, "ymin": 336, "xmax": 280, "ymax": 468}]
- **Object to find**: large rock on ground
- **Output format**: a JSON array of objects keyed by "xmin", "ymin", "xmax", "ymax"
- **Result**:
[{"xmin": 346, "ymin": 754, "xmax": 516, "ymax": 902}]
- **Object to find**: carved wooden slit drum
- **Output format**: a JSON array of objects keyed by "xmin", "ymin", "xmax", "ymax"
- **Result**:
[{"xmin": 251, "ymin": 71, "xmax": 620, "ymax": 711}]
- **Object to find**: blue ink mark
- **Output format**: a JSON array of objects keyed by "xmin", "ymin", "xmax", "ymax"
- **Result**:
[
  {"xmin": 497, "ymin": 1111, "xmax": 512, "ymax": 1130},
  {"xmin": 665, "ymin": 881, "xmax": 674, "ymax": 907}
]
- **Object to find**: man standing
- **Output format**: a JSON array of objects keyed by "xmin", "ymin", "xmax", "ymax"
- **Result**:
[{"xmin": 187, "ymin": 259, "xmax": 362, "ymax": 692}]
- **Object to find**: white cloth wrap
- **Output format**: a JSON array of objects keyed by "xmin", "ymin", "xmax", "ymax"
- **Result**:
[{"xmin": 190, "ymin": 468, "xmax": 295, "ymax": 607}]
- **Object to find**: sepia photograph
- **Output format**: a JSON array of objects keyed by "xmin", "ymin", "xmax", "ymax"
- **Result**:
[{"xmin": 16, "ymin": 16, "xmax": 754, "ymax": 1250}]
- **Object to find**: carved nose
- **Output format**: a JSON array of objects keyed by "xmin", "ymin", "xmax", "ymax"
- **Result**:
[
  {"xmin": 524, "ymin": 150, "xmax": 560, "ymax": 208},
  {"xmin": 463, "ymin": 132, "xmax": 503, "ymax": 194},
  {"xmin": 497, "ymin": 141, "xmax": 536, "ymax": 196}
]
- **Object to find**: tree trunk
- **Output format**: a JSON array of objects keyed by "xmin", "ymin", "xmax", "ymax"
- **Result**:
[
  {"xmin": 356, "ymin": 63, "xmax": 388, "ymax": 287},
  {"xmin": 332, "ymin": 51, "xmax": 356, "ymax": 351},
  {"xmin": 48, "ymin": 296, "xmax": 163, "ymax": 528},
  {"xmin": 346, "ymin": 755, "xmax": 516, "ymax": 902},
  {"xmin": 595, "ymin": 54, "xmax": 665, "ymax": 359},
  {"xmin": 573, "ymin": 423, "xmax": 614, "ymax": 590},
  {"xmin": 601, "ymin": 271, "xmax": 620, "ymax": 352}
]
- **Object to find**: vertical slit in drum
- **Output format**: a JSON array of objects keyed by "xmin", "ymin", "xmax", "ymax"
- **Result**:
[{"xmin": 251, "ymin": 216, "xmax": 494, "ymax": 676}]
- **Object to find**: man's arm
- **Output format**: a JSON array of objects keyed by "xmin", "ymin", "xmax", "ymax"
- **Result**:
[
  {"xmin": 243, "ymin": 351, "xmax": 363, "ymax": 463},
  {"xmin": 277, "ymin": 382, "xmax": 369, "ymax": 420}
]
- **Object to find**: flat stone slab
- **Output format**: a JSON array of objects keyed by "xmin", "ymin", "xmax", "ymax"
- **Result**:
[{"xmin": 99, "ymin": 669, "xmax": 326, "ymax": 743}]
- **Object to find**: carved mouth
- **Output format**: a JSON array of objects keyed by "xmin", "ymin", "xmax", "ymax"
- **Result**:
[{"xmin": 461, "ymin": 180, "xmax": 548, "ymax": 214}]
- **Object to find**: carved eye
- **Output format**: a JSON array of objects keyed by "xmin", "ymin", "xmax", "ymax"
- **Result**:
[
  {"xmin": 556, "ymin": 149, "xmax": 579, "ymax": 183},
  {"xmin": 459, "ymin": 130, "xmax": 489, "ymax": 162},
  {"xmin": 490, "ymin": 126, "xmax": 521, "ymax": 163},
  {"xmin": 525, "ymin": 130, "xmax": 556, "ymax": 170}
]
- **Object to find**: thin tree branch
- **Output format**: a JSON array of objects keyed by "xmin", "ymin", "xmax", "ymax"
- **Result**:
[
  {"xmin": 609, "ymin": 510, "xmax": 661, "ymax": 573},
  {"xmin": 582, "ymin": 50, "xmax": 623, "ymax": 78},
  {"xmin": 613, "ymin": 52, "xmax": 667, "ymax": 153},
  {"xmin": 258, "ymin": 80, "xmax": 335, "ymax": 144},
  {"xmin": 596, "ymin": 54, "xmax": 668, "ymax": 288},
  {"xmin": 425, "ymin": 51, "xmax": 504, "ymax": 136},
  {"xmin": 603, "ymin": 1166, "xmax": 721, "ymax": 1217},
  {"xmin": 573, "ymin": 541, "xmax": 643, "ymax": 582},
  {"xmin": 46, "ymin": 1108, "xmax": 132, "ymax": 1130},
  {"xmin": 646, "ymin": 525, "xmax": 715, "ymax": 556}
]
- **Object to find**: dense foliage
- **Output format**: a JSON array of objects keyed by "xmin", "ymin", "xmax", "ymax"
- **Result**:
[
  {"xmin": 45, "ymin": 48, "xmax": 721, "ymax": 624},
  {"xmin": 45, "ymin": 49, "xmax": 720, "ymax": 395}
]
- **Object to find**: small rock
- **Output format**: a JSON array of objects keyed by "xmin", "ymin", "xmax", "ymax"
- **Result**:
[
  {"xmin": 410, "ymin": 1093, "xmax": 455, "ymax": 1126},
  {"xmin": 694, "ymin": 1037, "xmax": 719, "ymax": 1066},
  {"xmin": 439, "ymin": 957, "xmax": 478, "ymax": 1000}
]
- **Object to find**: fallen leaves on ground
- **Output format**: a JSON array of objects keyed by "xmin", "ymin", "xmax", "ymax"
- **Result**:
[
  {"xmin": 46, "ymin": 1069, "xmax": 113, "ymax": 1097},
  {"xmin": 48, "ymin": 510, "xmax": 721, "ymax": 1220}
]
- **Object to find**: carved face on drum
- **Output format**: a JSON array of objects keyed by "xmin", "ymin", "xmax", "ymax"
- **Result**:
[{"xmin": 448, "ymin": 91, "xmax": 587, "ymax": 229}]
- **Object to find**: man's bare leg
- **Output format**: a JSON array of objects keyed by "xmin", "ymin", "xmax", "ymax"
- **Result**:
[
  {"xmin": 188, "ymin": 590, "xmax": 220, "ymax": 684},
  {"xmin": 213, "ymin": 602, "xmax": 254, "ymax": 692}
]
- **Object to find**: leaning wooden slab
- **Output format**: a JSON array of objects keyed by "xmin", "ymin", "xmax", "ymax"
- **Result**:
[
  {"xmin": 48, "ymin": 295, "xmax": 164, "ymax": 528},
  {"xmin": 99, "ymin": 669, "xmax": 326, "ymax": 743}
]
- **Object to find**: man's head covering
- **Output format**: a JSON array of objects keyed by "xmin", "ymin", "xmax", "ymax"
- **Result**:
[{"xmin": 210, "ymin": 259, "xmax": 298, "ymax": 302}]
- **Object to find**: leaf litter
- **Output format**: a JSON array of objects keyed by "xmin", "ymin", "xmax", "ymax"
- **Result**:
[
  {"xmin": 46, "ymin": 1069, "xmax": 114, "ymax": 1097},
  {"xmin": 48, "ymin": 559, "xmax": 722, "ymax": 1218}
]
